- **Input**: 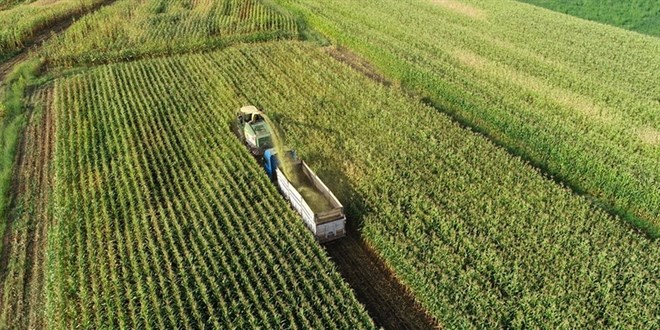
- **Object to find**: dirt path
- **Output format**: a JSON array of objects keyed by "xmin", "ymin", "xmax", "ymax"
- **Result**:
[
  {"xmin": 0, "ymin": 52, "xmax": 28, "ymax": 85},
  {"xmin": 0, "ymin": 88, "xmax": 55, "ymax": 329},
  {"xmin": 325, "ymin": 232, "xmax": 439, "ymax": 329}
]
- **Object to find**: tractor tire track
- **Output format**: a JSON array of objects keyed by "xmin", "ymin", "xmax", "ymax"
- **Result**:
[
  {"xmin": 322, "ymin": 45, "xmax": 438, "ymax": 330},
  {"xmin": 324, "ymin": 232, "xmax": 440, "ymax": 329}
]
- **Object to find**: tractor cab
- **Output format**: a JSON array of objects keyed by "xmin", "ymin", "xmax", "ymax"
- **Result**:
[{"xmin": 236, "ymin": 106, "xmax": 273, "ymax": 153}]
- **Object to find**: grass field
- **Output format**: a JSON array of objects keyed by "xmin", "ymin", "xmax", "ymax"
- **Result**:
[
  {"xmin": 279, "ymin": 0, "xmax": 660, "ymax": 237},
  {"xmin": 519, "ymin": 0, "xmax": 660, "ymax": 36},
  {"xmin": 42, "ymin": 0, "xmax": 298, "ymax": 66},
  {"xmin": 0, "ymin": 0, "xmax": 108, "ymax": 58},
  {"xmin": 41, "ymin": 43, "xmax": 375, "ymax": 328}
]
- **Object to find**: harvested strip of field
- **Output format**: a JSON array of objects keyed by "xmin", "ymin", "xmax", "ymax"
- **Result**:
[
  {"xmin": 0, "ymin": 87, "xmax": 54, "ymax": 330},
  {"xmin": 145, "ymin": 41, "xmax": 655, "ymax": 328},
  {"xmin": 325, "ymin": 235, "xmax": 440, "ymax": 329},
  {"xmin": 0, "ymin": 0, "xmax": 110, "ymax": 58},
  {"xmin": 42, "ymin": 0, "xmax": 298, "ymax": 67},
  {"xmin": 279, "ymin": 0, "xmax": 660, "ymax": 236},
  {"xmin": 47, "ymin": 43, "xmax": 374, "ymax": 328}
]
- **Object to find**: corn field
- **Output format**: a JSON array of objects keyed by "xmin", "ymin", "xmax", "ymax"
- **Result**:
[
  {"xmin": 216, "ymin": 41, "xmax": 659, "ymax": 329},
  {"xmin": 278, "ymin": 0, "xmax": 660, "ymax": 236},
  {"xmin": 42, "ymin": 0, "xmax": 298, "ymax": 66},
  {"xmin": 46, "ymin": 43, "xmax": 374, "ymax": 328},
  {"xmin": 46, "ymin": 41, "xmax": 659, "ymax": 329},
  {"xmin": 0, "ymin": 0, "xmax": 106, "ymax": 57}
]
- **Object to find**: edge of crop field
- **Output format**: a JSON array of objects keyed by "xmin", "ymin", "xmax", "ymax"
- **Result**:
[
  {"xmin": 0, "ymin": 51, "xmax": 20, "ymax": 66},
  {"xmin": 275, "ymin": 1, "xmax": 658, "ymax": 239},
  {"xmin": 43, "ymin": 29, "xmax": 298, "ymax": 69},
  {"xmin": 516, "ymin": 0, "xmax": 660, "ymax": 37},
  {"xmin": 261, "ymin": 0, "xmax": 329, "ymax": 46},
  {"xmin": 0, "ymin": 59, "xmax": 44, "ymax": 253},
  {"xmin": 0, "ymin": 0, "xmax": 119, "ymax": 59}
]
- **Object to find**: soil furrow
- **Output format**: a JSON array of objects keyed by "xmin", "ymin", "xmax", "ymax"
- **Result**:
[{"xmin": 324, "ymin": 232, "xmax": 439, "ymax": 330}]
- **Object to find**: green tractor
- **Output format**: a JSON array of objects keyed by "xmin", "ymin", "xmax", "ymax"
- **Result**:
[{"xmin": 235, "ymin": 105, "xmax": 274, "ymax": 156}]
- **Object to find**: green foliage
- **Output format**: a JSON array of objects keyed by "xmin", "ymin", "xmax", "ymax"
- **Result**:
[
  {"xmin": 42, "ymin": 0, "xmax": 299, "ymax": 67},
  {"xmin": 224, "ymin": 41, "xmax": 658, "ymax": 328},
  {"xmin": 46, "ymin": 42, "xmax": 374, "ymax": 328},
  {"xmin": 0, "ymin": 0, "xmax": 34, "ymax": 11},
  {"xmin": 519, "ymin": 0, "xmax": 660, "ymax": 36},
  {"xmin": 0, "ymin": 58, "xmax": 41, "ymax": 252},
  {"xmin": 0, "ymin": 88, "xmax": 52, "ymax": 329},
  {"xmin": 0, "ymin": 0, "xmax": 107, "ymax": 57},
  {"xmin": 279, "ymin": 0, "xmax": 660, "ymax": 236},
  {"xmin": 51, "ymin": 41, "xmax": 659, "ymax": 329}
]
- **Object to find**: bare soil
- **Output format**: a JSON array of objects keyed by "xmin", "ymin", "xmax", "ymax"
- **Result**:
[{"xmin": 324, "ymin": 231, "xmax": 440, "ymax": 329}]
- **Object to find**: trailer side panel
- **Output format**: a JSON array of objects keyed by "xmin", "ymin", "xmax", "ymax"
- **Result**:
[{"xmin": 276, "ymin": 166, "xmax": 346, "ymax": 242}]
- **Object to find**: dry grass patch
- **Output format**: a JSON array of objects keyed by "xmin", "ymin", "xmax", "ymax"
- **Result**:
[
  {"xmin": 638, "ymin": 127, "xmax": 660, "ymax": 146},
  {"xmin": 451, "ymin": 49, "xmax": 617, "ymax": 125}
]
